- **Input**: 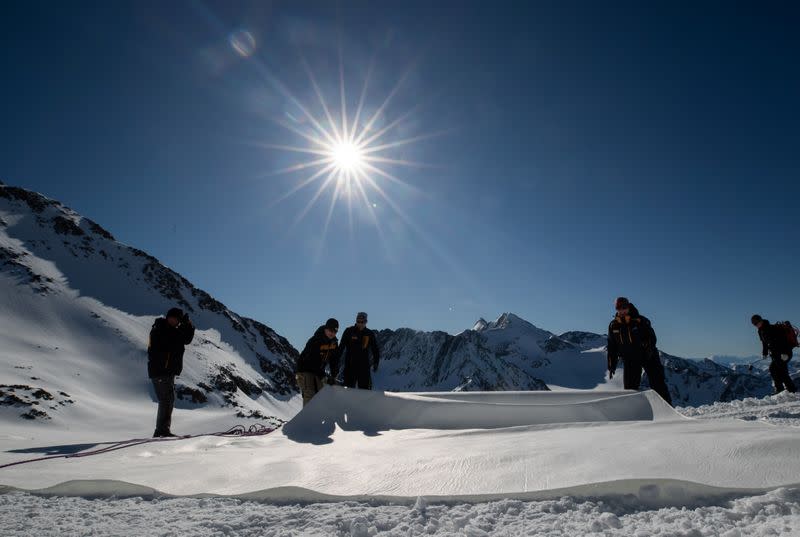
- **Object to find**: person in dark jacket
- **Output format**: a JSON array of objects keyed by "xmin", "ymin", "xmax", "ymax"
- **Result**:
[
  {"xmin": 296, "ymin": 318, "xmax": 339, "ymax": 406},
  {"xmin": 338, "ymin": 312, "xmax": 380, "ymax": 390},
  {"xmin": 751, "ymin": 314, "xmax": 797, "ymax": 394},
  {"xmin": 607, "ymin": 297, "xmax": 672, "ymax": 405},
  {"xmin": 148, "ymin": 307, "xmax": 195, "ymax": 437}
]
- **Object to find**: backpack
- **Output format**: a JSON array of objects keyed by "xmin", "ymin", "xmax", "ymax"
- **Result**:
[{"xmin": 776, "ymin": 321, "xmax": 799, "ymax": 349}]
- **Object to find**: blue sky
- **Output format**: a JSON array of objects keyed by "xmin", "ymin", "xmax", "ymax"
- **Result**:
[{"xmin": 1, "ymin": 1, "xmax": 798, "ymax": 358}]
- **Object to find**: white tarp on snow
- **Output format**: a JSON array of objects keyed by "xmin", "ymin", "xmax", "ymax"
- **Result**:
[{"xmin": 1, "ymin": 386, "xmax": 799, "ymax": 504}]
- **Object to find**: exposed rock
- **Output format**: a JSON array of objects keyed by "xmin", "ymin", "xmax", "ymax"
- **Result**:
[
  {"xmin": 542, "ymin": 337, "xmax": 576, "ymax": 353},
  {"xmin": 0, "ymin": 186, "xmax": 56, "ymax": 213},
  {"xmin": 21, "ymin": 408, "xmax": 49, "ymax": 420},
  {"xmin": 175, "ymin": 384, "xmax": 208, "ymax": 404},
  {"xmin": 0, "ymin": 385, "xmax": 73, "ymax": 419},
  {"xmin": 52, "ymin": 216, "xmax": 85, "ymax": 236},
  {"xmin": 85, "ymin": 218, "xmax": 115, "ymax": 240}
]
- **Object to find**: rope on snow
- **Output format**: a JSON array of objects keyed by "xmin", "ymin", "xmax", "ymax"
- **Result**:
[{"xmin": 0, "ymin": 421, "xmax": 283, "ymax": 470}]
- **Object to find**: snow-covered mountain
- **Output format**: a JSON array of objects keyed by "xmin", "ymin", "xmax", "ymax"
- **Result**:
[
  {"xmin": 707, "ymin": 354, "xmax": 765, "ymax": 369},
  {"xmin": 0, "ymin": 183, "xmax": 299, "ymax": 427},
  {"xmin": 373, "ymin": 312, "xmax": 596, "ymax": 392},
  {"xmin": 374, "ymin": 313, "xmax": 776, "ymax": 406},
  {"xmin": 656, "ymin": 353, "xmax": 774, "ymax": 406}
]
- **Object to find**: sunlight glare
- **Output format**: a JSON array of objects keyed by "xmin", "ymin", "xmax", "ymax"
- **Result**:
[
  {"xmin": 331, "ymin": 141, "xmax": 364, "ymax": 173},
  {"xmin": 259, "ymin": 51, "xmax": 442, "ymax": 238}
]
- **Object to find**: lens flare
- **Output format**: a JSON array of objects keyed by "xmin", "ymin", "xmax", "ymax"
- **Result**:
[{"xmin": 229, "ymin": 30, "xmax": 256, "ymax": 58}]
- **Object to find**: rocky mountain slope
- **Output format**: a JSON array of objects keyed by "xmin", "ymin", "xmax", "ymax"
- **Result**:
[{"xmin": 0, "ymin": 183, "xmax": 299, "ymax": 426}]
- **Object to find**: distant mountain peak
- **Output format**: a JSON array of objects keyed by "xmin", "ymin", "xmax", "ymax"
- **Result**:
[
  {"xmin": 472, "ymin": 318, "xmax": 489, "ymax": 332},
  {"xmin": 487, "ymin": 312, "xmax": 535, "ymax": 330}
]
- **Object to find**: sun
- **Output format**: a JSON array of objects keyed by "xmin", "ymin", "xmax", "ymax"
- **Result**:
[
  {"xmin": 330, "ymin": 141, "xmax": 364, "ymax": 174},
  {"xmin": 256, "ymin": 49, "xmax": 446, "ymax": 247}
]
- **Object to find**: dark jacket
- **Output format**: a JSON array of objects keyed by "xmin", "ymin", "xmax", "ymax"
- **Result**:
[
  {"xmin": 338, "ymin": 326, "xmax": 380, "ymax": 371},
  {"xmin": 148, "ymin": 317, "xmax": 195, "ymax": 378},
  {"xmin": 296, "ymin": 326, "xmax": 339, "ymax": 377},
  {"xmin": 607, "ymin": 304, "xmax": 656, "ymax": 369},
  {"xmin": 758, "ymin": 320, "xmax": 793, "ymax": 359}
]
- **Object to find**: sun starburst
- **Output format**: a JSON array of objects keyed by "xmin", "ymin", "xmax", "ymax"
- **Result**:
[
  {"xmin": 330, "ymin": 141, "xmax": 364, "ymax": 175},
  {"xmin": 256, "ymin": 50, "xmax": 445, "ymax": 248}
]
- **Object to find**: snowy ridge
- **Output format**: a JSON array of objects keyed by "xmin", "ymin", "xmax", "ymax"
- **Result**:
[{"xmin": 0, "ymin": 184, "xmax": 300, "ymax": 430}]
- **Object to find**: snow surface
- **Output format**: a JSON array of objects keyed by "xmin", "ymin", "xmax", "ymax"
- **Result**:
[
  {"xmin": 2, "ymin": 387, "xmax": 799, "ymax": 500},
  {"xmin": 2, "ymin": 390, "xmax": 800, "ymax": 536},
  {"xmin": 2, "ymin": 487, "xmax": 799, "ymax": 536}
]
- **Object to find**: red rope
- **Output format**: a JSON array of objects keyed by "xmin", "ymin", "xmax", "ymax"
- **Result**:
[{"xmin": 0, "ymin": 423, "xmax": 281, "ymax": 470}]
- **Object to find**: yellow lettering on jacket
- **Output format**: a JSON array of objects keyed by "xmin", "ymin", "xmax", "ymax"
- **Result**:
[{"xmin": 319, "ymin": 342, "xmax": 337, "ymax": 362}]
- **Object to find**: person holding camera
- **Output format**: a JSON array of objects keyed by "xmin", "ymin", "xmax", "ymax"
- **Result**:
[{"xmin": 147, "ymin": 307, "xmax": 195, "ymax": 437}]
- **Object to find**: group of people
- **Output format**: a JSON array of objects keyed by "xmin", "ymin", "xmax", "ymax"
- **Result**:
[
  {"xmin": 143, "ymin": 307, "xmax": 380, "ymax": 436},
  {"xmin": 144, "ymin": 299, "xmax": 795, "ymax": 436},
  {"xmin": 295, "ymin": 311, "xmax": 381, "ymax": 406},
  {"xmin": 607, "ymin": 297, "xmax": 798, "ymax": 407}
]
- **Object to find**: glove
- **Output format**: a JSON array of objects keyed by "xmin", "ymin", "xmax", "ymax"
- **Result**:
[
  {"xmin": 607, "ymin": 355, "xmax": 618, "ymax": 379},
  {"xmin": 182, "ymin": 313, "xmax": 191, "ymax": 325},
  {"xmin": 326, "ymin": 376, "xmax": 337, "ymax": 386},
  {"xmin": 781, "ymin": 354, "xmax": 790, "ymax": 362},
  {"xmin": 372, "ymin": 363, "xmax": 378, "ymax": 373}
]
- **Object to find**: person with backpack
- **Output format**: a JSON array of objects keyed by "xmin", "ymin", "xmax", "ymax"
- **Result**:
[
  {"xmin": 338, "ymin": 312, "xmax": 380, "ymax": 390},
  {"xmin": 296, "ymin": 318, "xmax": 340, "ymax": 406},
  {"xmin": 751, "ymin": 314, "xmax": 797, "ymax": 394},
  {"xmin": 148, "ymin": 307, "xmax": 195, "ymax": 437},
  {"xmin": 607, "ymin": 297, "xmax": 673, "ymax": 405}
]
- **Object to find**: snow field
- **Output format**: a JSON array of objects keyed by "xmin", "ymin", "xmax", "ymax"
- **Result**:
[
  {"xmin": 1, "ymin": 487, "xmax": 798, "ymax": 536},
  {"xmin": 678, "ymin": 391, "xmax": 800, "ymax": 427}
]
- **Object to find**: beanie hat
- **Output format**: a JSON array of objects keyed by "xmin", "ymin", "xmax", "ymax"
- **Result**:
[
  {"xmin": 614, "ymin": 297, "xmax": 630, "ymax": 310},
  {"xmin": 356, "ymin": 312, "xmax": 368, "ymax": 322},
  {"xmin": 166, "ymin": 307, "xmax": 184, "ymax": 319},
  {"xmin": 751, "ymin": 314, "xmax": 763, "ymax": 326},
  {"xmin": 325, "ymin": 318, "xmax": 339, "ymax": 331}
]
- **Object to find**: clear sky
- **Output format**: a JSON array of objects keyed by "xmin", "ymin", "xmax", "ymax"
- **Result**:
[{"xmin": 2, "ymin": 1, "xmax": 798, "ymax": 358}]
